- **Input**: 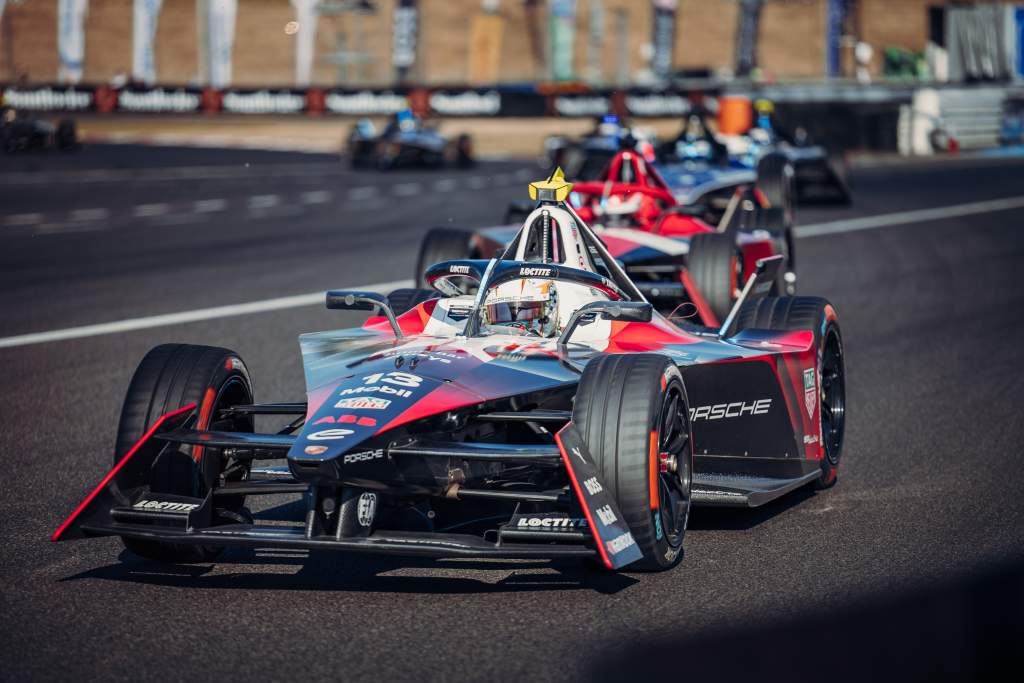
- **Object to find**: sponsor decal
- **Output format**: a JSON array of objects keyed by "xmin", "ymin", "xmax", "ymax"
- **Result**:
[
  {"xmin": 343, "ymin": 448, "xmax": 385, "ymax": 464},
  {"xmin": 571, "ymin": 446, "xmax": 587, "ymax": 465},
  {"xmin": 803, "ymin": 434, "xmax": 819, "ymax": 445},
  {"xmin": 339, "ymin": 385, "xmax": 413, "ymax": 399},
  {"xmin": 304, "ymin": 445, "xmax": 329, "ymax": 456},
  {"xmin": 221, "ymin": 90, "xmax": 305, "ymax": 114},
  {"xmin": 606, "ymin": 531, "xmax": 637, "ymax": 555},
  {"xmin": 583, "ymin": 476, "xmax": 603, "ymax": 495},
  {"xmin": 2, "ymin": 86, "xmax": 92, "ymax": 111},
  {"xmin": 357, "ymin": 492, "xmax": 377, "ymax": 527},
  {"xmin": 307, "ymin": 429, "xmax": 355, "ymax": 441},
  {"xmin": 625, "ymin": 93, "xmax": 690, "ymax": 117},
  {"xmin": 324, "ymin": 90, "xmax": 408, "ymax": 115},
  {"xmin": 430, "ymin": 90, "xmax": 501, "ymax": 116},
  {"xmin": 519, "ymin": 266, "xmax": 553, "ymax": 278},
  {"xmin": 515, "ymin": 516, "xmax": 588, "ymax": 530},
  {"xmin": 449, "ymin": 264, "xmax": 471, "ymax": 275},
  {"xmin": 653, "ymin": 511, "xmax": 664, "ymax": 540},
  {"xmin": 118, "ymin": 88, "xmax": 201, "ymax": 113},
  {"xmin": 363, "ymin": 371, "xmax": 423, "ymax": 387},
  {"xmin": 314, "ymin": 415, "xmax": 377, "ymax": 427},
  {"xmin": 335, "ymin": 396, "xmax": 391, "ymax": 410},
  {"xmin": 596, "ymin": 504, "xmax": 618, "ymax": 526},
  {"xmin": 689, "ymin": 399, "xmax": 772, "ymax": 421},
  {"xmin": 804, "ymin": 368, "xmax": 817, "ymax": 419},
  {"xmin": 553, "ymin": 95, "xmax": 609, "ymax": 117},
  {"xmin": 133, "ymin": 499, "xmax": 199, "ymax": 512}
]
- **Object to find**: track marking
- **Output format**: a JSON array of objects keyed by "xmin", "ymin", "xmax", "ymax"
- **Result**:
[
  {"xmin": 348, "ymin": 186, "xmax": 378, "ymax": 201},
  {"xmin": 795, "ymin": 195, "xmax": 1024, "ymax": 239},
  {"xmin": 248, "ymin": 194, "xmax": 281, "ymax": 210},
  {"xmin": 392, "ymin": 183, "xmax": 421, "ymax": 197},
  {"xmin": 194, "ymin": 198, "xmax": 227, "ymax": 213},
  {"xmin": 301, "ymin": 190, "xmax": 332, "ymax": 205},
  {"xmin": 3, "ymin": 213, "xmax": 43, "ymax": 227},
  {"xmin": 69, "ymin": 208, "xmax": 110, "ymax": 222},
  {"xmin": 433, "ymin": 178, "xmax": 458, "ymax": 192},
  {"xmin": 133, "ymin": 203, "xmax": 169, "ymax": 217},
  {"xmin": 0, "ymin": 279, "xmax": 414, "ymax": 350}
]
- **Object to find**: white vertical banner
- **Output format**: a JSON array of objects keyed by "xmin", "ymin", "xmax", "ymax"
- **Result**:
[
  {"xmin": 291, "ymin": 0, "xmax": 319, "ymax": 87},
  {"xmin": 207, "ymin": 0, "xmax": 237, "ymax": 88},
  {"xmin": 133, "ymin": 0, "xmax": 164, "ymax": 85},
  {"xmin": 57, "ymin": 0, "xmax": 89, "ymax": 84}
]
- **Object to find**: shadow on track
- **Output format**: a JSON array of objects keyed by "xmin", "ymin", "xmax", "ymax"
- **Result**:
[{"xmin": 58, "ymin": 550, "xmax": 640, "ymax": 595}]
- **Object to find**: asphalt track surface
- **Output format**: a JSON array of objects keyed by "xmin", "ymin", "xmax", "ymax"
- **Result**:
[{"xmin": 2, "ymin": 145, "xmax": 1024, "ymax": 681}]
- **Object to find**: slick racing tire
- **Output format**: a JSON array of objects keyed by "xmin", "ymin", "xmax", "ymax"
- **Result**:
[
  {"xmin": 114, "ymin": 344, "xmax": 255, "ymax": 562},
  {"xmin": 573, "ymin": 354, "xmax": 693, "ymax": 572},
  {"xmin": 55, "ymin": 119, "xmax": 77, "ymax": 150},
  {"xmin": 387, "ymin": 288, "xmax": 437, "ymax": 316},
  {"xmin": 756, "ymin": 207, "xmax": 796, "ymax": 294},
  {"xmin": 415, "ymin": 227, "xmax": 475, "ymax": 289},
  {"xmin": 757, "ymin": 152, "xmax": 795, "ymax": 225},
  {"xmin": 687, "ymin": 232, "xmax": 740, "ymax": 325},
  {"xmin": 733, "ymin": 296, "xmax": 845, "ymax": 489}
]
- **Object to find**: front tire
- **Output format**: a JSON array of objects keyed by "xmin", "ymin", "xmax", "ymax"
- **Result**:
[
  {"xmin": 573, "ymin": 354, "xmax": 693, "ymax": 572},
  {"xmin": 757, "ymin": 152, "xmax": 795, "ymax": 225},
  {"xmin": 115, "ymin": 344, "xmax": 254, "ymax": 562},
  {"xmin": 733, "ymin": 296, "xmax": 845, "ymax": 488}
]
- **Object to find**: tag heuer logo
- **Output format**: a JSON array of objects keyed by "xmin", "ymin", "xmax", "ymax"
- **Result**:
[
  {"xmin": 335, "ymin": 396, "xmax": 391, "ymax": 410},
  {"xmin": 803, "ymin": 368, "xmax": 815, "ymax": 391}
]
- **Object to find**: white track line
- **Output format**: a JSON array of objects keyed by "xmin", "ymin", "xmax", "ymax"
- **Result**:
[
  {"xmin": 133, "ymin": 203, "xmax": 169, "ymax": 217},
  {"xmin": 301, "ymin": 190, "xmax": 332, "ymax": 205},
  {"xmin": 4, "ymin": 194, "xmax": 1023, "ymax": 350},
  {"xmin": 69, "ymin": 208, "xmax": 110, "ymax": 222},
  {"xmin": 0, "ymin": 279, "xmax": 413, "ymax": 350},
  {"xmin": 3, "ymin": 213, "xmax": 43, "ymax": 227},
  {"xmin": 194, "ymin": 198, "xmax": 227, "ymax": 213},
  {"xmin": 795, "ymin": 195, "xmax": 1024, "ymax": 239},
  {"xmin": 248, "ymin": 194, "xmax": 281, "ymax": 210}
]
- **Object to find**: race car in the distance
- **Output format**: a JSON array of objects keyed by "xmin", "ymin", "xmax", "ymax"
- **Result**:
[
  {"xmin": 53, "ymin": 172, "xmax": 846, "ymax": 573},
  {"xmin": 416, "ymin": 154, "xmax": 795, "ymax": 328},
  {"xmin": 542, "ymin": 114, "xmax": 656, "ymax": 181},
  {"xmin": 1, "ymin": 106, "xmax": 77, "ymax": 153},
  {"xmin": 347, "ymin": 109, "xmax": 474, "ymax": 170}
]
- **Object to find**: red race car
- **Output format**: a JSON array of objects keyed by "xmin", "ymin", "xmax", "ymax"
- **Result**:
[{"xmin": 415, "ymin": 151, "xmax": 795, "ymax": 328}]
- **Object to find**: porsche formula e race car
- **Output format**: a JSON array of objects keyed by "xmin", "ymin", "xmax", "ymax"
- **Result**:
[
  {"xmin": 347, "ymin": 110, "xmax": 473, "ymax": 170},
  {"xmin": 417, "ymin": 153, "xmax": 795, "ymax": 328},
  {"xmin": 53, "ymin": 173, "xmax": 846, "ymax": 573}
]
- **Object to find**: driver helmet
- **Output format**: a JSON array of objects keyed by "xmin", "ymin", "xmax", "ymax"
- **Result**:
[{"xmin": 482, "ymin": 279, "xmax": 559, "ymax": 338}]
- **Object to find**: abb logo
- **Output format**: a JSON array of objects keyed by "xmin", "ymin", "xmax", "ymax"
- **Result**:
[{"xmin": 313, "ymin": 415, "xmax": 377, "ymax": 427}]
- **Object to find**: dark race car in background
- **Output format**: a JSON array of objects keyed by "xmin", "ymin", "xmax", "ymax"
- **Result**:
[
  {"xmin": 347, "ymin": 109, "xmax": 474, "ymax": 170},
  {"xmin": 415, "ymin": 153, "xmax": 796, "ymax": 328},
  {"xmin": 542, "ymin": 114, "xmax": 656, "ymax": 181},
  {"xmin": 52, "ymin": 172, "xmax": 846, "ymax": 574},
  {"xmin": 1, "ymin": 106, "xmax": 77, "ymax": 153}
]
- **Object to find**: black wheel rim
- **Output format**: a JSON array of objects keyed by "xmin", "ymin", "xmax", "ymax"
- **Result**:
[
  {"xmin": 820, "ymin": 328, "xmax": 845, "ymax": 465},
  {"xmin": 656, "ymin": 384, "xmax": 692, "ymax": 548}
]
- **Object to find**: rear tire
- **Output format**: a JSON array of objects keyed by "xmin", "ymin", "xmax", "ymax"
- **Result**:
[
  {"xmin": 387, "ymin": 288, "xmax": 437, "ymax": 316},
  {"xmin": 757, "ymin": 152, "xmax": 795, "ymax": 224},
  {"xmin": 733, "ymin": 297, "xmax": 845, "ymax": 488},
  {"xmin": 573, "ymin": 354, "xmax": 693, "ymax": 572},
  {"xmin": 415, "ymin": 227, "xmax": 474, "ymax": 288},
  {"xmin": 115, "ymin": 344, "xmax": 254, "ymax": 562},
  {"xmin": 687, "ymin": 232, "xmax": 740, "ymax": 324}
]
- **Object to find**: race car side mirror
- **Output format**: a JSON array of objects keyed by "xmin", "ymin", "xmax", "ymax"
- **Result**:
[
  {"xmin": 558, "ymin": 301, "xmax": 653, "ymax": 348},
  {"xmin": 326, "ymin": 290, "xmax": 403, "ymax": 339}
]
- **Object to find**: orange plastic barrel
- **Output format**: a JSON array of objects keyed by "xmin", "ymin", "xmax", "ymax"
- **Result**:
[{"xmin": 717, "ymin": 95, "xmax": 753, "ymax": 135}]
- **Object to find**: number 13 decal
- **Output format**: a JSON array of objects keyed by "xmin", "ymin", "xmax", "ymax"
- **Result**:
[{"xmin": 362, "ymin": 371, "xmax": 423, "ymax": 388}]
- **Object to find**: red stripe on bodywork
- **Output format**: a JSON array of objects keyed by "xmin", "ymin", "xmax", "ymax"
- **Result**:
[
  {"xmin": 554, "ymin": 426, "xmax": 613, "ymax": 570},
  {"xmin": 51, "ymin": 403, "xmax": 197, "ymax": 542}
]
